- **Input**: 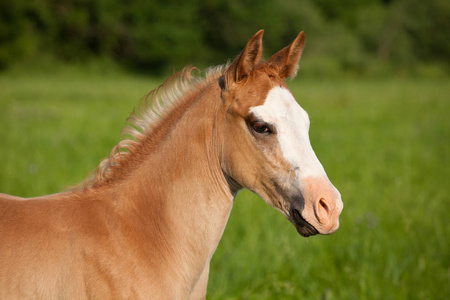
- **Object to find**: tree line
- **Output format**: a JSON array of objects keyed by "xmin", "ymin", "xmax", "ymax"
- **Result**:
[{"xmin": 0, "ymin": 0, "xmax": 448, "ymax": 75}]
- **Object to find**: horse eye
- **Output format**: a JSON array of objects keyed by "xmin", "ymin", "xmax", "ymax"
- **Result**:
[{"xmin": 252, "ymin": 122, "xmax": 272, "ymax": 134}]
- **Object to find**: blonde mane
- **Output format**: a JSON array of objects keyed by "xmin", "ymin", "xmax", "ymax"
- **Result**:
[{"xmin": 80, "ymin": 65, "xmax": 226, "ymax": 189}]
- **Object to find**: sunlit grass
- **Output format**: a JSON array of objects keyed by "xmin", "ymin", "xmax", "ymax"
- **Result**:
[
  {"xmin": 0, "ymin": 70, "xmax": 159, "ymax": 196},
  {"xmin": 0, "ymin": 69, "xmax": 448, "ymax": 299}
]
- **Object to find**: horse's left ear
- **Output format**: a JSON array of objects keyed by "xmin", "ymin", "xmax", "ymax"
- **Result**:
[
  {"xmin": 224, "ymin": 30, "xmax": 264, "ymax": 86},
  {"xmin": 268, "ymin": 31, "xmax": 305, "ymax": 79}
]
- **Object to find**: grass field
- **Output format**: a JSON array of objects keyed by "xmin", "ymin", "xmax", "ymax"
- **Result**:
[{"xmin": 0, "ymin": 68, "xmax": 448, "ymax": 299}]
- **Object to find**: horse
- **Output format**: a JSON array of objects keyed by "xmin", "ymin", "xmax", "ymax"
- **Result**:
[{"xmin": 0, "ymin": 30, "xmax": 343, "ymax": 299}]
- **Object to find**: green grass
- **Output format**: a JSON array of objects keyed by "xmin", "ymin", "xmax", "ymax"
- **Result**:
[{"xmin": 0, "ymin": 69, "xmax": 448, "ymax": 299}]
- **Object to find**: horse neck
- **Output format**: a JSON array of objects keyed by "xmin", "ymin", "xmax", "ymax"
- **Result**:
[{"xmin": 111, "ymin": 82, "xmax": 234, "ymax": 282}]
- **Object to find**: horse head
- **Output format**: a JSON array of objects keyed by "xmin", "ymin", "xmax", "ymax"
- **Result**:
[{"xmin": 219, "ymin": 30, "xmax": 343, "ymax": 237}]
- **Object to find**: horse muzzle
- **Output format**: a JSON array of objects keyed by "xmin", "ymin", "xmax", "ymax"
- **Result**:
[{"xmin": 290, "ymin": 176, "xmax": 343, "ymax": 237}]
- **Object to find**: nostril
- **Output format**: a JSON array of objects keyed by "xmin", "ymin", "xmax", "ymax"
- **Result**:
[
  {"xmin": 319, "ymin": 198, "xmax": 329, "ymax": 215},
  {"xmin": 316, "ymin": 198, "xmax": 332, "ymax": 226}
]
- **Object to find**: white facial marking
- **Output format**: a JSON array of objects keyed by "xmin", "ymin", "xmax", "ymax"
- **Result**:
[{"xmin": 250, "ymin": 86, "xmax": 326, "ymax": 178}]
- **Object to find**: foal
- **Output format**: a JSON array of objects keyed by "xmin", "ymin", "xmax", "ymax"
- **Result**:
[{"xmin": 0, "ymin": 30, "xmax": 343, "ymax": 299}]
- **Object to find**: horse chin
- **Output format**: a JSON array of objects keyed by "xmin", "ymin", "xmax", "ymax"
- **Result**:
[{"xmin": 291, "ymin": 208, "xmax": 319, "ymax": 237}]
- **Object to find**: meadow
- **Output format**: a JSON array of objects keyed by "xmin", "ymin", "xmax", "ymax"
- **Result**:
[{"xmin": 0, "ymin": 68, "xmax": 448, "ymax": 299}]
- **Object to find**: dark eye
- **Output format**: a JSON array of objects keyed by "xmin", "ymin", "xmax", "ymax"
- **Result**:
[{"xmin": 252, "ymin": 122, "xmax": 272, "ymax": 134}]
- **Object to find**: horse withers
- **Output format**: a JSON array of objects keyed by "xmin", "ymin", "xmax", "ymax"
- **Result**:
[{"xmin": 0, "ymin": 30, "xmax": 343, "ymax": 299}]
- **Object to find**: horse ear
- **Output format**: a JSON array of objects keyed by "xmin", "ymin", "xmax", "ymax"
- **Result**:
[
  {"xmin": 225, "ymin": 30, "xmax": 264, "ymax": 85},
  {"xmin": 268, "ymin": 31, "xmax": 305, "ymax": 79}
]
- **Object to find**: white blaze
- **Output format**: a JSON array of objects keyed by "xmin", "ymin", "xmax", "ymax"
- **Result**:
[{"xmin": 250, "ymin": 86, "xmax": 326, "ymax": 178}]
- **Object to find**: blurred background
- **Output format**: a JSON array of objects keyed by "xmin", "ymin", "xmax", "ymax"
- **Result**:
[
  {"xmin": 0, "ymin": 0, "xmax": 448, "ymax": 77},
  {"xmin": 0, "ymin": 1, "xmax": 449, "ymax": 299}
]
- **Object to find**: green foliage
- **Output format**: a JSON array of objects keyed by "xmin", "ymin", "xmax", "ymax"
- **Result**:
[
  {"xmin": 0, "ymin": 70, "xmax": 448, "ymax": 299},
  {"xmin": 0, "ymin": 0, "xmax": 448, "ymax": 75}
]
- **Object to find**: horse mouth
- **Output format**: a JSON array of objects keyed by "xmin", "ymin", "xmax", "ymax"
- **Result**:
[{"xmin": 292, "ymin": 208, "xmax": 319, "ymax": 237}]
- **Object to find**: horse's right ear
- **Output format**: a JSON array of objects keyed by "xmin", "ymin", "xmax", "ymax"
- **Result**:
[
  {"xmin": 268, "ymin": 31, "xmax": 305, "ymax": 79},
  {"xmin": 223, "ymin": 30, "xmax": 264, "ymax": 87}
]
